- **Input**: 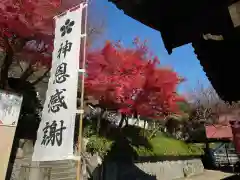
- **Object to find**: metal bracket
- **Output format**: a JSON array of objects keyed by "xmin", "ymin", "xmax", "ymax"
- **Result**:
[
  {"xmin": 80, "ymin": 34, "xmax": 87, "ymax": 38},
  {"xmin": 78, "ymin": 69, "xmax": 86, "ymax": 73},
  {"xmin": 76, "ymin": 109, "xmax": 84, "ymax": 114},
  {"xmin": 69, "ymin": 155, "xmax": 81, "ymax": 161}
]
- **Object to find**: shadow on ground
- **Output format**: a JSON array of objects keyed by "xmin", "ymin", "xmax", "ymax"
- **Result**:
[
  {"xmin": 82, "ymin": 123, "xmax": 157, "ymax": 180},
  {"xmin": 89, "ymin": 133, "xmax": 157, "ymax": 180},
  {"xmin": 221, "ymin": 175, "xmax": 240, "ymax": 180}
]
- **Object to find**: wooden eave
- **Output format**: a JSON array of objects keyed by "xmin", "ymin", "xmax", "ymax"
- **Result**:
[
  {"xmin": 109, "ymin": 0, "xmax": 240, "ymax": 102},
  {"xmin": 109, "ymin": 0, "xmax": 236, "ymax": 53}
]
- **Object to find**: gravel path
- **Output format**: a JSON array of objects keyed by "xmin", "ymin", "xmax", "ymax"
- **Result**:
[{"xmin": 180, "ymin": 170, "xmax": 236, "ymax": 180}]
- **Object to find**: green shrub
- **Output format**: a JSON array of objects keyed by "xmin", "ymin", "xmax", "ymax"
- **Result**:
[
  {"xmin": 133, "ymin": 146, "xmax": 155, "ymax": 156},
  {"xmin": 187, "ymin": 144, "xmax": 204, "ymax": 155},
  {"xmin": 86, "ymin": 135, "xmax": 112, "ymax": 157},
  {"xmin": 85, "ymin": 125, "xmax": 203, "ymax": 158},
  {"xmin": 83, "ymin": 124, "xmax": 96, "ymax": 138}
]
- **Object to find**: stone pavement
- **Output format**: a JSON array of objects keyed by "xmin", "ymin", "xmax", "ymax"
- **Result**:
[{"xmin": 179, "ymin": 170, "xmax": 236, "ymax": 180}]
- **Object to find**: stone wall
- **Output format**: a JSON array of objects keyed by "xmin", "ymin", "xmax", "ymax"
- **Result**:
[
  {"xmin": 10, "ymin": 139, "xmax": 99, "ymax": 180},
  {"xmin": 104, "ymin": 159, "xmax": 204, "ymax": 180},
  {"xmin": 9, "ymin": 139, "xmax": 204, "ymax": 180}
]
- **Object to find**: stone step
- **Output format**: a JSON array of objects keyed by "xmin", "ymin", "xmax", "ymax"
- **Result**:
[
  {"xmin": 41, "ymin": 161, "xmax": 77, "ymax": 180},
  {"xmin": 50, "ymin": 168, "xmax": 76, "ymax": 174},
  {"xmin": 50, "ymin": 171, "xmax": 76, "ymax": 179},
  {"xmin": 50, "ymin": 166, "xmax": 76, "ymax": 172},
  {"xmin": 40, "ymin": 165, "xmax": 76, "ymax": 170},
  {"xmin": 40, "ymin": 162, "xmax": 76, "ymax": 168},
  {"xmin": 48, "ymin": 166, "xmax": 76, "ymax": 172},
  {"xmin": 40, "ymin": 160, "xmax": 76, "ymax": 165},
  {"xmin": 50, "ymin": 176, "xmax": 76, "ymax": 180}
]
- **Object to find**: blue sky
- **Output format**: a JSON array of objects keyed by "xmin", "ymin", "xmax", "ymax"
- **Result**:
[{"xmin": 93, "ymin": 0, "xmax": 211, "ymax": 93}]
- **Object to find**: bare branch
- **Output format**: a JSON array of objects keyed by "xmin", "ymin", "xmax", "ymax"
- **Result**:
[
  {"xmin": 20, "ymin": 64, "xmax": 34, "ymax": 82},
  {"xmin": 16, "ymin": 59, "xmax": 24, "ymax": 72},
  {"xmin": 32, "ymin": 68, "xmax": 50, "ymax": 86},
  {"xmin": 189, "ymin": 85, "xmax": 240, "ymax": 125}
]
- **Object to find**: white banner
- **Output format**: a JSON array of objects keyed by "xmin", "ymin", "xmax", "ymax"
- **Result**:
[
  {"xmin": 0, "ymin": 90, "xmax": 23, "ymax": 126},
  {"xmin": 0, "ymin": 90, "xmax": 23, "ymax": 180},
  {"xmin": 32, "ymin": 5, "xmax": 84, "ymax": 161}
]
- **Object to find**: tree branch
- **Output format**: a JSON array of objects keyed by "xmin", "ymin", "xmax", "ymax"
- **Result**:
[
  {"xmin": 20, "ymin": 64, "xmax": 34, "ymax": 82},
  {"xmin": 0, "ymin": 38, "xmax": 13, "ymax": 89},
  {"xmin": 16, "ymin": 59, "xmax": 24, "ymax": 72},
  {"xmin": 31, "ymin": 68, "xmax": 50, "ymax": 86}
]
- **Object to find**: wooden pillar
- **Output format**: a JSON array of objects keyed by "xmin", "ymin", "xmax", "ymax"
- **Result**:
[
  {"xmin": 0, "ymin": 126, "xmax": 17, "ymax": 180},
  {"xmin": 28, "ymin": 162, "xmax": 44, "ymax": 180}
]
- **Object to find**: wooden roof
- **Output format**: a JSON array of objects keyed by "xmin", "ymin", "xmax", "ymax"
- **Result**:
[
  {"xmin": 205, "ymin": 125, "xmax": 233, "ymax": 140},
  {"xmin": 109, "ymin": 0, "xmax": 240, "ymax": 102},
  {"xmin": 192, "ymin": 28, "xmax": 240, "ymax": 102},
  {"xmin": 109, "ymin": 0, "xmax": 236, "ymax": 53}
]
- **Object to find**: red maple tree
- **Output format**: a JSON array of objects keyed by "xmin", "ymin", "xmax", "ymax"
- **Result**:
[
  {"xmin": 0, "ymin": 0, "xmax": 58, "ymax": 88},
  {"xmin": 0, "ymin": 0, "xmax": 88, "ymax": 89},
  {"xmin": 85, "ymin": 39, "xmax": 184, "ymax": 123},
  {"xmin": 0, "ymin": 0, "xmax": 82, "ymax": 38}
]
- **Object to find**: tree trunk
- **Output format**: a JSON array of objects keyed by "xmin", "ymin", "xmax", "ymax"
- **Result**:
[
  {"xmin": 143, "ymin": 120, "xmax": 146, "ymax": 129},
  {"xmin": 143, "ymin": 120, "xmax": 146, "ymax": 136},
  {"xmin": 203, "ymin": 139, "xmax": 212, "ymax": 169},
  {"xmin": 96, "ymin": 108, "xmax": 102, "ymax": 135},
  {"xmin": 124, "ymin": 116, "xmax": 128, "ymax": 127},
  {"xmin": 0, "ymin": 40, "xmax": 13, "ymax": 89},
  {"xmin": 118, "ymin": 114, "xmax": 126, "ymax": 128},
  {"xmin": 149, "ymin": 126, "xmax": 160, "ymax": 139}
]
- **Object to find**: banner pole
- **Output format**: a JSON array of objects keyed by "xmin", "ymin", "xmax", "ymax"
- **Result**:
[{"xmin": 76, "ymin": 2, "xmax": 88, "ymax": 180}]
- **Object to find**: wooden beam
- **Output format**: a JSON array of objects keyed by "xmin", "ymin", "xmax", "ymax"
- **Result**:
[{"xmin": 229, "ymin": 1, "xmax": 240, "ymax": 27}]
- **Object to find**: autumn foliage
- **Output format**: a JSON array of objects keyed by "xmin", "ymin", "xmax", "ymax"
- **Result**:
[
  {"xmin": 0, "ymin": 0, "xmax": 83, "ymax": 65},
  {"xmin": 85, "ymin": 39, "xmax": 184, "ymax": 118},
  {"xmin": 0, "ymin": 0, "xmax": 86, "ymax": 89},
  {"xmin": 0, "ymin": 0, "xmax": 83, "ymax": 38},
  {"xmin": 0, "ymin": 1, "xmax": 184, "ymax": 119}
]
